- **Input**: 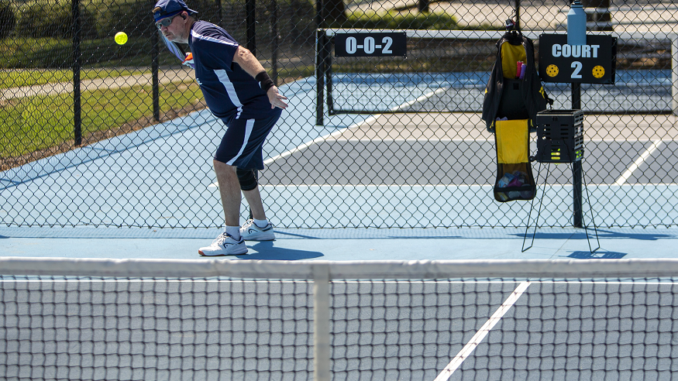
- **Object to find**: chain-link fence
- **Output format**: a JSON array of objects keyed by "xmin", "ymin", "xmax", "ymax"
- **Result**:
[{"xmin": 1, "ymin": 0, "xmax": 677, "ymax": 228}]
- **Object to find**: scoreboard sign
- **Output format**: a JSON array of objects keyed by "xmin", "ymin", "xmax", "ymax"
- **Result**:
[
  {"xmin": 334, "ymin": 32, "xmax": 406, "ymax": 57},
  {"xmin": 539, "ymin": 34, "xmax": 616, "ymax": 84}
]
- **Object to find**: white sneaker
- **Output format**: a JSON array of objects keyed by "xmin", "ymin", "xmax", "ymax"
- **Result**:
[
  {"xmin": 198, "ymin": 233, "xmax": 248, "ymax": 256},
  {"xmin": 240, "ymin": 219, "xmax": 275, "ymax": 241}
]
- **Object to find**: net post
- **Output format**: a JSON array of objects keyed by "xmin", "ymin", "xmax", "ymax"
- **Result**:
[{"xmin": 313, "ymin": 263, "xmax": 330, "ymax": 381}]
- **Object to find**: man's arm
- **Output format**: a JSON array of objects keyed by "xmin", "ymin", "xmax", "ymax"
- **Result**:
[{"xmin": 232, "ymin": 46, "xmax": 288, "ymax": 109}]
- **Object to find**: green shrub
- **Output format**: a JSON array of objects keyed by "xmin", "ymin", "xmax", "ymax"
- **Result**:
[
  {"xmin": 342, "ymin": 9, "xmax": 457, "ymax": 30},
  {"xmin": 16, "ymin": 0, "xmax": 98, "ymax": 39},
  {"xmin": 0, "ymin": 1, "xmax": 16, "ymax": 39},
  {"xmin": 95, "ymin": 0, "xmax": 156, "ymax": 40}
]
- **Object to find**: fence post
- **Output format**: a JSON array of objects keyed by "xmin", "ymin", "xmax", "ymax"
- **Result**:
[
  {"xmin": 315, "ymin": 0, "xmax": 324, "ymax": 126},
  {"xmin": 152, "ymin": 31, "xmax": 160, "ymax": 122},
  {"xmin": 270, "ymin": 0, "xmax": 278, "ymax": 84},
  {"xmin": 514, "ymin": 0, "xmax": 520, "ymax": 30},
  {"xmin": 247, "ymin": 0, "xmax": 256, "ymax": 56},
  {"xmin": 216, "ymin": 0, "xmax": 223, "ymax": 27},
  {"xmin": 72, "ymin": 0, "xmax": 82, "ymax": 146},
  {"xmin": 572, "ymin": 83, "xmax": 583, "ymax": 228}
]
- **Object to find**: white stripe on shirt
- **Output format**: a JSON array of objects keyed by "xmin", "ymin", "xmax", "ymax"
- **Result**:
[
  {"xmin": 214, "ymin": 69, "xmax": 243, "ymax": 119},
  {"xmin": 191, "ymin": 30, "xmax": 238, "ymax": 47},
  {"xmin": 226, "ymin": 119, "xmax": 255, "ymax": 166}
]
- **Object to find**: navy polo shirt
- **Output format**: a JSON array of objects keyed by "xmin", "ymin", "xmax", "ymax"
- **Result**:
[{"xmin": 188, "ymin": 21, "xmax": 274, "ymax": 123}]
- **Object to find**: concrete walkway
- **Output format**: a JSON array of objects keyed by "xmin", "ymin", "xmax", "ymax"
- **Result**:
[{"xmin": 0, "ymin": 68, "xmax": 194, "ymax": 101}]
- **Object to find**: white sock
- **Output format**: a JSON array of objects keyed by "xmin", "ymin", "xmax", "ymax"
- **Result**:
[
  {"xmin": 225, "ymin": 226, "xmax": 240, "ymax": 239},
  {"xmin": 253, "ymin": 219, "xmax": 269, "ymax": 228}
]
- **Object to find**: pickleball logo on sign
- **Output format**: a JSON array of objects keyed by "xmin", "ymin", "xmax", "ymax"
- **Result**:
[
  {"xmin": 538, "ymin": 34, "xmax": 616, "ymax": 84},
  {"xmin": 546, "ymin": 64, "xmax": 559, "ymax": 77},
  {"xmin": 592, "ymin": 65, "xmax": 605, "ymax": 78}
]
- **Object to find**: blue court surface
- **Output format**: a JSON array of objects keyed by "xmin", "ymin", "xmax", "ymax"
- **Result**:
[
  {"xmin": 0, "ymin": 225, "xmax": 677, "ymax": 260},
  {"xmin": 2, "ymin": 71, "xmax": 678, "ymax": 260}
]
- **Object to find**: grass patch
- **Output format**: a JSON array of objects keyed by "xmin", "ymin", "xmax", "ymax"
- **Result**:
[{"xmin": 0, "ymin": 82, "xmax": 204, "ymax": 159}]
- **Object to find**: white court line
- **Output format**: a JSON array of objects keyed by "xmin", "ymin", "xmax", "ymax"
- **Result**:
[
  {"xmin": 209, "ymin": 87, "xmax": 449, "ymax": 188},
  {"xmin": 434, "ymin": 281, "xmax": 531, "ymax": 381},
  {"xmin": 614, "ymin": 140, "xmax": 663, "ymax": 186}
]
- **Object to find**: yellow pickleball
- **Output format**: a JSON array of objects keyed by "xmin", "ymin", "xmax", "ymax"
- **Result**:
[
  {"xmin": 592, "ymin": 65, "xmax": 605, "ymax": 79},
  {"xmin": 546, "ymin": 64, "xmax": 559, "ymax": 77},
  {"xmin": 115, "ymin": 32, "xmax": 128, "ymax": 45}
]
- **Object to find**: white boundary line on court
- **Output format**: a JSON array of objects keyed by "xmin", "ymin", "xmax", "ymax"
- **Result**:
[
  {"xmin": 208, "ymin": 87, "xmax": 449, "ymax": 188},
  {"xmin": 614, "ymin": 140, "xmax": 663, "ymax": 186},
  {"xmin": 434, "ymin": 281, "xmax": 531, "ymax": 381}
]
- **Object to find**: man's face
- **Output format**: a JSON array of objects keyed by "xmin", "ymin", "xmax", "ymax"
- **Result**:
[{"xmin": 157, "ymin": 13, "xmax": 186, "ymax": 43}]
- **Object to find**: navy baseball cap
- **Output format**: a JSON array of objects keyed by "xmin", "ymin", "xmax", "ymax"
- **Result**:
[{"xmin": 153, "ymin": 0, "xmax": 197, "ymax": 22}]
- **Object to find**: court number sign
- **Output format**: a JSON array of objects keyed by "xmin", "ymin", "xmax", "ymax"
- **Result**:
[
  {"xmin": 334, "ymin": 32, "xmax": 406, "ymax": 57},
  {"xmin": 538, "ymin": 34, "xmax": 616, "ymax": 84}
]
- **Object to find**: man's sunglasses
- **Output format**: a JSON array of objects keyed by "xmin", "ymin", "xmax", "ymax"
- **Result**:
[{"xmin": 156, "ymin": 14, "xmax": 181, "ymax": 29}]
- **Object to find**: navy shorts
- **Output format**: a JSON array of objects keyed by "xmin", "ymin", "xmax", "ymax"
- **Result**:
[{"xmin": 214, "ymin": 108, "xmax": 282, "ymax": 170}]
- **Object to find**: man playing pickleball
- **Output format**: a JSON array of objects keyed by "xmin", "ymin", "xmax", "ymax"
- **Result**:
[{"xmin": 153, "ymin": 0, "xmax": 288, "ymax": 256}]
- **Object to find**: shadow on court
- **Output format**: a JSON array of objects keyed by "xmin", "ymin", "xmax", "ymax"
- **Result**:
[
  {"xmin": 513, "ymin": 229, "xmax": 675, "ymax": 241},
  {"xmin": 239, "ymin": 241, "xmax": 324, "ymax": 260},
  {"xmin": 567, "ymin": 251, "xmax": 627, "ymax": 259}
]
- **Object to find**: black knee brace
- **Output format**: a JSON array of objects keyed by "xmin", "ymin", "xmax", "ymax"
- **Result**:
[{"xmin": 236, "ymin": 168, "xmax": 258, "ymax": 191}]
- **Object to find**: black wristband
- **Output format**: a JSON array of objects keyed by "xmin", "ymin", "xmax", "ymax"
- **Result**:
[{"xmin": 255, "ymin": 71, "xmax": 275, "ymax": 93}]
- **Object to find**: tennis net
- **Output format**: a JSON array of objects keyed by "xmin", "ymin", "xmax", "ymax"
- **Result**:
[{"xmin": 2, "ymin": 258, "xmax": 678, "ymax": 380}]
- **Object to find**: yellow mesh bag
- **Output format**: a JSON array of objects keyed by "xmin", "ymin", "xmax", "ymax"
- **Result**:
[{"xmin": 496, "ymin": 119, "xmax": 528, "ymax": 164}]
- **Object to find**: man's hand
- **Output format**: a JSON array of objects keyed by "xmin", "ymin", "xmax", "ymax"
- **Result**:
[{"xmin": 267, "ymin": 86, "xmax": 288, "ymax": 109}]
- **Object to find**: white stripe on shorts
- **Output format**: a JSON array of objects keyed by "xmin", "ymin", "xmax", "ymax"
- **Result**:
[{"xmin": 226, "ymin": 119, "xmax": 255, "ymax": 166}]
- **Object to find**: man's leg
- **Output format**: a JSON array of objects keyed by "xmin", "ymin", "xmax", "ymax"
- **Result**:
[
  {"xmin": 243, "ymin": 186, "xmax": 266, "ymax": 221},
  {"xmin": 213, "ymin": 159, "xmax": 241, "ymax": 227},
  {"xmin": 239, "ymin": 173, "xmax": 275, "ymax": 241},
  {"xmin": 198, "ymin": 160, "xmax": 248, "ymax": 256}
]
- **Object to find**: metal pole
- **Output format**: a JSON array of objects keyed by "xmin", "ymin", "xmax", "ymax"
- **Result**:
[
  {"xmin": 315, "ymin": 0, "xmax": 324, "ymax": 126},
  {"xmin": 572, "ymin": 83, "xmax": 583, "ymax": 228},
  {"xmin": 246, "ymin": 0, "xmax": 256, "ymax": 56},
  {"xmin": 514, "ymin": 0, "xmax": 520, "ymax": 31},
  {"xmin": 152, "ymin": 31, "xmax": 160, "ymax": 122},
  {"xmin": 217, "ymin": 0, "xmax": 223, "ymax": 27},
  {"xmin": 72, "ymin": 0, "xmax": 82, "ymax": 146},
  {"xmin": 325, "ymin": 35, "xmax": 333, "ymax": 115},
  {"xmin": 315, "ymin": 30, "xmax": 325, "ymax": 126},
  {"xmin": 270, "ymin": 0, "xmax": 278, "ymax": 85}
]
